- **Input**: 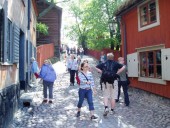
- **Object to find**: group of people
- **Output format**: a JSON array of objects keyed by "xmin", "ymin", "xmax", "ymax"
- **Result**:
[
  {"xmin": 96, "ymin": 53, "xmax": 130, "ymax": 117},
  {"xmin": 66, "ymin": 46, "xmax": 84, "ymax": 58},
  {"xmin": 30, "ymin": 51, "xmax": 130, "ymax": 121},
  {"xmin": 66, "ymin": 52, "xmax": 130, "ymax": 120}
]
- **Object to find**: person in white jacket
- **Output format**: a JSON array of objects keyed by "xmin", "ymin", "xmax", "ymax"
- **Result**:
[{"xmin": 67, "ymin": 54, "xmax": 78, "ymax": 86}]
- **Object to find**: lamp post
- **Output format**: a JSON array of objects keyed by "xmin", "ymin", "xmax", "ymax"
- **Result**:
[{"xmin": 109, "ymin": 20, "xmax": 116, "ymax": 50}]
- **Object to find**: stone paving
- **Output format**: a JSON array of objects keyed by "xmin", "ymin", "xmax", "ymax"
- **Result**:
[{"xmin": 9, "ymin": 56, "xmax": 170, "ymax": 128}]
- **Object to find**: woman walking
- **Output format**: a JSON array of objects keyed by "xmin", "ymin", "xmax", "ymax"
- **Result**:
[
  {"xmin": 39, "ymin": 60, "xmax": 57, "ymax": 104},
  {"xmin": 67, "ymin": 54, "xmax": 78, "ymax": 86},
  {"xmin": 76, "ymin": 62, "xmax": 97, "ymax": 120}
]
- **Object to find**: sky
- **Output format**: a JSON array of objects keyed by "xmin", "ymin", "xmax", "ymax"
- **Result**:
[{"xmin": 57, "ymin": 1, "xmax": 78, "ymax": 48}]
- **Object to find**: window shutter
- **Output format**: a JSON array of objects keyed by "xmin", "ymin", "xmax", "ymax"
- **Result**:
[
  {"xmin": 3, "ymin": 1, "xmax": 8, "ymax": 62},
  {"xmin": 127, "ymin": 52, "xmax": 138, "ymax": 77},
  {"xmin": 12, "ymin": 24, "xmax": 20, "ymax": 63},
  {"xmin": 161, "ymin": 48, "xmax": 170, "ymax": 81},
  {"xmin": 34, "ymin": 46, "xmax": 36, "ymax": 59},
  {"xmin": 0, "ymin": 8, "xmax": 4, "ymax": 62}
]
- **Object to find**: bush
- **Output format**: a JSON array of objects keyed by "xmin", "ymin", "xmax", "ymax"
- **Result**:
[
  {"xmin": 49, "ymin": 57, "xmax": 60, "ymax": 64},
  {"xmin": 36, "ymin": 22, "xmax": 49, "ymax": 35}
]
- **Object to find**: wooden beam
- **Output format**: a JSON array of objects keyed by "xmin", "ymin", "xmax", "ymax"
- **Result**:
[{"xmin": 38, "ymin": 4, "xmax": 55, "ymax": 19}]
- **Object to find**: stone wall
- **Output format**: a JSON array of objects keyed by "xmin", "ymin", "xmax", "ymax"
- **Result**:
[{"xmin": 0, "ymin": 84, "xmax": 20, "ymax": 128}]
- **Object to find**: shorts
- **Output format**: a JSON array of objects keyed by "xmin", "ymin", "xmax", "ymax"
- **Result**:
[{"xmin": 103, "ymin": 80, "xmax": 118, "ymax": 99}]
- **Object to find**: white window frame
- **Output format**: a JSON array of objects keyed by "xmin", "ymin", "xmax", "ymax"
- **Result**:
[
  {"xmin": 137, "ymin": 0, "xmax": 160, "ymax": 31},
  {"xmin": 136, "ymin": 44, "xmax": 166, "ymax": 85}
]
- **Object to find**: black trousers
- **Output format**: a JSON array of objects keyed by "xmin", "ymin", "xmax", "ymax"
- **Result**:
[
  {"xmin": 117, "ymin": 81, "xmax": 130, "ymax": 106},
  {"xmin": 70, "ymin": 70, "xmax": 76, "ymax": 84}
]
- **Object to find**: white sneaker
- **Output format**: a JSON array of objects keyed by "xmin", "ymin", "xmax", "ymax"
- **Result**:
[
  {"xmin": 110, "ymin": 110, "xmax": 115, "ymax": 115},
  {"xmin": 103, "ymin": 108, "xmax": 109, "ymax": 117}
]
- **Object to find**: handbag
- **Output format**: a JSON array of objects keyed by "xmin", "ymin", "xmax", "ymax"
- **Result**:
[{"xmin": 76, "ymin": 73, "xmax": 80, "ymax": 85}]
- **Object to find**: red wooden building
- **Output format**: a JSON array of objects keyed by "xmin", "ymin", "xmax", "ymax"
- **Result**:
[
  {"xmin": 116, "ymin": 0, "xmax": 170, "ymax": 98},
  {"xmin": 36, "ymin": 0, "xmax": 62, "ymax": 58}
]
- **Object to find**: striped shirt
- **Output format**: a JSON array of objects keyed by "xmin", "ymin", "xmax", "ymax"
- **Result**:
[{"xmin": 78, "ymin": 71, "xmax": 95, "ymax": 89}]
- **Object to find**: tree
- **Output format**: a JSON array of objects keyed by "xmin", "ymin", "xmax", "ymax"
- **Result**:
[{"xmin": 61, "ymin": 0, "xmax": 125, "ymax": 50}]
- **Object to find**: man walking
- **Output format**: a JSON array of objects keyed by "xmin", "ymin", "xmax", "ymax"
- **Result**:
[
  {"xmin": 95, "ymin": 53, "xmax": 125, "ymax": 116},
  {"xmin": 116, "ymin": 57, "xmax": 130, "ymax": 106}
]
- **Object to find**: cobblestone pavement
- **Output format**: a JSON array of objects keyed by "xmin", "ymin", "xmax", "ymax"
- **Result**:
[{"xmin": 9, "ymin": 56, "xmax": 170, "ymax": 128}]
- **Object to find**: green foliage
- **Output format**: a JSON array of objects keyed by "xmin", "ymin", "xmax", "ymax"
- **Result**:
[
  {"xmin": 63, "ymin": 0, "xmax": 124, "ymax": 49},
  {"xmin": 49, "ymin": 57, "xmax": 60, "ymax": 64},
  {"xmin": 36, "ymin": 22, "xmax": 49, "ymax": 35},
  {"xmin": 88, "ymin": 38, "xmax": 112, "ymax": 50}
]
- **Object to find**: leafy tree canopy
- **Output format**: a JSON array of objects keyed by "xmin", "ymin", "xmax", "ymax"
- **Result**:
[{"xmin": 58, "ymin": 0, "xmax": 125, "ymax": 50}]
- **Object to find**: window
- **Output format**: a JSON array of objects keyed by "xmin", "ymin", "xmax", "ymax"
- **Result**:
[
  {"xmin": 6, "ymin": 19, "xmax": 12, "ymax": 62},
  {"xmin": 0, "ymin": 8, "xmax": 4, "ymax": 62},
  {"xmin": 138, "ymin": 0, "xmax": 160, "ymax": 31},
  {"xmin": 140, "ymin": 1, "xmax": 156, "ymax": 27},
  {"xmin": 139, "ymin": 50, "xmax": 161, "ymax": 79}
]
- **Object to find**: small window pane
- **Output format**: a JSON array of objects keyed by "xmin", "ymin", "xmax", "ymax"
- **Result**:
[
  {"xmin": 148, "ymin": 51, "xmax": 153, "ymax": 64},
  {"xmin": 148, "ymin": 52, "xmax": 154, "ymax": 77},
  {"xmin": 149, "ymin": 65, "xmax": 154, "ymax": 77},
  {"xmin": 140, "ymin": 6, "xmax": 148, "ymax": 26},
  {"xmin": 140, "ymin": 52, "xmax": 147, "ymax": 77},
  {"xmin": 156, "ymin": 65, "xmax": 162, "ymax": 79},
  {"xmin": 149, "ymin": 2, "xmax": 156, "ymax": 22},
  {"xmin": 156, "ymin": 50, "xmax": 161, "ymax": 64}
]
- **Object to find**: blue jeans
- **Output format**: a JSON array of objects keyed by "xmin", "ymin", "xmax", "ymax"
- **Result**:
[
  {"xmin": 118, "ymin": 81, "xmax": 130, "ymax": 106},
  {"xmin": 43, "ymin": 80, "xmax": 54, "ymax": 99},
  {"xmin": 77, "ymin": 88, "xmax": 94, "ymax": 111}
]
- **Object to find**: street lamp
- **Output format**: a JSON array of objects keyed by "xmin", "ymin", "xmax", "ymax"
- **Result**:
[{"xmin": 109, "ymin": 19, "xmax": 116, "ymax": 49}]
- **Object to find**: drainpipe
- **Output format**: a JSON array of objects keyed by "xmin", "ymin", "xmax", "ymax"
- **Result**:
[
  {"xmin": 123, "ymin": 19, "xmax": 127, "ymax": 64},
  {"xmin": 27, "ymin": 0, "xmax": 31, "ymax": 89},
  {"xmin": 28, "ymin": 0, "xmax": 30, "ymax": 30},
  {"xmin": 116, "ymin": 16, "xmax": 127, "ymax": 64}
]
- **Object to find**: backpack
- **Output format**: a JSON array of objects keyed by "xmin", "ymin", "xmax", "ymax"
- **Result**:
[{"xmin": 101, "ymin": 61, "xmax": 118, "ymax": 84}]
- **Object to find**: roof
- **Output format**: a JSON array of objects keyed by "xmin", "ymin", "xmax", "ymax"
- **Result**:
[
  {"xmin": 36, "ymin": 0, "xmax": 62, "ymax": 12},
  {"xmin": 115, "ymin": 0, "xmax": 144, "ymax": 16},
  {"xmin": 32, "ymin": 0, "xmax": 38, "ymax": 16}
]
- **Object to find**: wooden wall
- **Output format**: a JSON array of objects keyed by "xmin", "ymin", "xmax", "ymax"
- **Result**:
[
  {"xmin": 120, "ymin": 0, "xmax": 170, "ymax": 98},
  {"xmin": 0, "ymin": 65, "xmax": 17, "ymax": 90},
  {"xmin": 87, "ymin": 49, "xmax": 121, "ymax": 61},
  {"xmin": 37, "ymin": 43, "xmax": 54, "ymax": 68},
  {"xmin": 36, "ymin": 2, "xmax": 61, "ymax": 46}
]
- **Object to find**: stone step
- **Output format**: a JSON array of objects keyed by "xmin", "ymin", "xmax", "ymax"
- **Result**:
[{"xmin": 20, "ymin": 92, "xmax": 35, "ymax": 107}]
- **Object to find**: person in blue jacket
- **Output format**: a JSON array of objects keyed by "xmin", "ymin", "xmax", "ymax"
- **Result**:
[
  {"xmin": 39, "ymin": 59, "xmax": 57, "ymax": 104},
  {"xmin": 30, "ymin": 57, "xmax": 39, "ymax": 85}
]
